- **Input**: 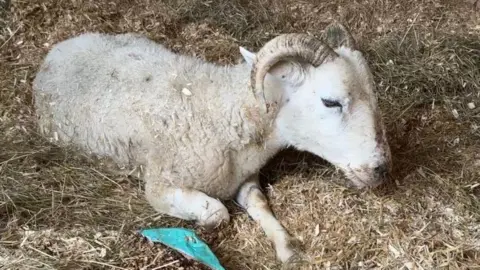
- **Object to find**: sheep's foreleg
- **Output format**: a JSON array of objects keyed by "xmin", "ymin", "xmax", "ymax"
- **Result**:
[
  {"xmin": 145, "ymin": 179, "xmax": 230, "ymax": 229},
  {"xmin": 236, "ymin": 175, "xmax": 308, "ymax": 266}
]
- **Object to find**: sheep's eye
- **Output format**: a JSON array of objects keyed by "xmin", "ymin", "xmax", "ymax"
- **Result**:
[{"xmin": 321, "ymin": 99, "xmax": 342, "ymax": 108}]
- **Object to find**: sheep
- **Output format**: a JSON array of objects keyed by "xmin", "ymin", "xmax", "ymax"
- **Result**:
[{"xmin": 32, "ymin": 22, "xmax": 392, "ymax": 267}]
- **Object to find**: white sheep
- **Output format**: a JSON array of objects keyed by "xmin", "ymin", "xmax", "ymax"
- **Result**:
[{"xmin": 32, "ymin": 22, "xmax": 392, "ymax": 267}]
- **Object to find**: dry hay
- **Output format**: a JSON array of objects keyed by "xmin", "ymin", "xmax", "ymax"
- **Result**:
[{"xmin": 1, "ymin": 0, "xmax": 480, "ymax": 269}]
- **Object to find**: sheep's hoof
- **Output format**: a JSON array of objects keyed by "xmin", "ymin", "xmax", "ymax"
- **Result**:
[
  {"xmin": 280, "ymin": 238, "xmax": 311, "ymax": 270},
  {"xmin": 197, "ymin": 206, "xmax": 230, "ymax": 231},
  {"xmin": 281, "ymin": 252, "xmax": 310, "ymax": 270}
]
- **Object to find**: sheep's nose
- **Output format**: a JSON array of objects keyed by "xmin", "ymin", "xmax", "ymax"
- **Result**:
[{"xmin": 373, "ymin": 163, "xmax": 389, "ymax": 181}]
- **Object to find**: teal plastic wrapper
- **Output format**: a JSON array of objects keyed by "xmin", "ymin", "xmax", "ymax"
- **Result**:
[{"xmin": 140, "ymin": 228, "xmax": 225, "ymax": 270}]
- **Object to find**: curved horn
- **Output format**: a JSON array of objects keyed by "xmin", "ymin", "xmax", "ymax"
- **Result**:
[{"xmin": 250, "ymin": 34, "xmax": 338, "ymax": 112}]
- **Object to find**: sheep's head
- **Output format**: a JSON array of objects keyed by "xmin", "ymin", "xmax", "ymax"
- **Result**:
[{"xmin": 240, "ymin": 22, "xmax": 392, "ymax": 188}]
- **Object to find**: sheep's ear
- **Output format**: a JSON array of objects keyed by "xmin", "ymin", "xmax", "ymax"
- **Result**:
[
  {"xmin": 323, "ymin": 22, "xmax": 357, "ymax": 50},
  {"xmin": 239, "ymin": 46, "xmax": 256, "ymax": 67}
]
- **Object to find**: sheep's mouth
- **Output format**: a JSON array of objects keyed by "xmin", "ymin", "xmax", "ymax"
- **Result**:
[{"xmin": 344, "ymin": 169, "xmax": 383, "ymax": 189}]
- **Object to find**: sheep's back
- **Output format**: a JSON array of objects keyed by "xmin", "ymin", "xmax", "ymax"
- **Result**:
[{"xmin": 32, "ymin": 33, "xmax": 200, "ymax": 166}]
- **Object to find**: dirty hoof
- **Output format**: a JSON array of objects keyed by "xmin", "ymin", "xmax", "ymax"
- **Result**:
[
  {"xmin": 281, "ymin": 252, "xmax": 310, "ymax": 270},
  {"xmin": 277, "ymin": 236, "xmax": 311, "ymax": 269}
]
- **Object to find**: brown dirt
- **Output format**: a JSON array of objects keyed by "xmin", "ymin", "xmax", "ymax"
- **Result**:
[{"xmin": 1, "ymin": 0, "xmax": 480, "ymax": 269}]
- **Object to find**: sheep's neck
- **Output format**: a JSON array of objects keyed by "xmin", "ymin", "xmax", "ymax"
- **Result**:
[{"xmin": 241, "ymin": 75, "xmax": 284, "ymax": 149}]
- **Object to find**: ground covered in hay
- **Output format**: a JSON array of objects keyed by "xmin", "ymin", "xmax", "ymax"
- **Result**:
[{"xmin": 1, "ymin": 0, "xmax": 480, "ymax": 269}]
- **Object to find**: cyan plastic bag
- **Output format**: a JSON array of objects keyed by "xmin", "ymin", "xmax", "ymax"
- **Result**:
[{"xmin": 140, "ymin": 228, "xmax": 225, "ymax": 270}]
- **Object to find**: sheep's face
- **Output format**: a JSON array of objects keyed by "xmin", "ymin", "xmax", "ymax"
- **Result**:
[
  {"xmin": 240, "ymin": 24, "xmax": 392, "ymax": 188},
  {"xmin": 274, "ymin": 47, "xmax": 392, "ymax": 188}
]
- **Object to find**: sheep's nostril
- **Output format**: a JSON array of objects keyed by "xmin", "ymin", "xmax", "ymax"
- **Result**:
[{"xmin": 374, "ymin": 163, "xmax": 388, "ymax": 180}]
